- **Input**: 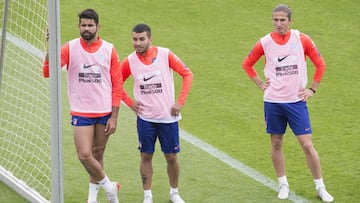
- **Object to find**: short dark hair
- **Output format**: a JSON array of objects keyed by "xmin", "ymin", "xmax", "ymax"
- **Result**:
[
  {"xmin": 272, "ymin": 4, "xmax": 292, "ymax": 20},
  {"xmin": 132, "ymin": 23, "xmax": 151, "ymax": 37},
  {"xmin": 78, "ymin": 8, "xmax": 99, "ymax": 24}
]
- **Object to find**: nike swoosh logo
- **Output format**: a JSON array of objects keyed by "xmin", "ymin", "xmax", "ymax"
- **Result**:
[
  {"xmin": 83, "ymin": 64, "xmax": 95, "ymax": 69},
  {"xmin": 277, "ymin": 55, "xmax": 290, "ymax": 62},
  {"xmin": 143, "ymin": 75, "xmax": 156, "ymax": 81}
]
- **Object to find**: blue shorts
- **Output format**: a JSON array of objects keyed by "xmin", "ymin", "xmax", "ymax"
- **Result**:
[
  {"xmin": 71, "ymin": 114, "xmax": 111, "ymax": 126},
  {"xmin": 264, "ymin": 101, "xmax": 312, "ymax": 135},
  {"xmin": 137, "ymin": 117, "xmax": 180, "ymax": 154}
]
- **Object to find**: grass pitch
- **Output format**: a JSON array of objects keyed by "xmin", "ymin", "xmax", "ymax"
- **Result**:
[{"xmin": 2, "ymin": 0, "xmax": 360, "ymax": 202}]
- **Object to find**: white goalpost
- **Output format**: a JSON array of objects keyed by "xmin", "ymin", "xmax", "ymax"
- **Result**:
[{"xmin": 0, "ymin": 0, "xmax": 63, "ymax": 202}]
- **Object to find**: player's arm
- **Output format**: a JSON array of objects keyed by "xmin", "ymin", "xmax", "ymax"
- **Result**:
[
  {"xmin": 119, "ymin": 58, "xmax": 135, "ymax": 108},
  {"xmin": 105, "ymin": 47, "xmax": 123, "ymax": 135},
  {"xmin": 42, "ymin": 43, "xmax": 69, "ymax": 78},
  {"xmin": 242, "ymin": 41, "xmax": 268, "ymax": 89},
  {"xmin": 110, "ymin": 47, "xmax": 123, "ymax": 108},
  {"xmin": 168, "ymin": 51, "xmax": 193, "ymax": 107},
  {"xmin": 300, "ymin": 33, "xmax": 326, "ymax": 92}
]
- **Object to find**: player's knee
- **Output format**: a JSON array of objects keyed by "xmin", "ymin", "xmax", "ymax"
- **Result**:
[
  {"xmin": 77, "ymin": 151, "xmax": 92, "ymax": 163},
  {"xmin": 271, "ymin": 140, "xmax": 283, "ymax": 150},
  {"xmin": 92, "ymin": 146, "xmax": 105, "ymax": 160},
  {"xmin": 301, "ymin": 141, "xmax": 315, "ymax": 153},
  {"xmin": 165, "ymin": 153, "xmax": 177, "ymax": 164},
  {"xmin": 141, "ymin": 152, "xmax": 153, "ymax": 162}
]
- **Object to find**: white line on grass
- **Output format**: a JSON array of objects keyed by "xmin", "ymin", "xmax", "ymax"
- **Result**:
[
  {"xmin": 179, "ymin": 129, "xmax": 311, "ymax": 203},
  {"xmin": 0, "ymin": 30, "xmax": 44, "ymax": 58}
]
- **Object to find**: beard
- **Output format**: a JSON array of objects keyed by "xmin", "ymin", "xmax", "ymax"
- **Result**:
[
  {"xmin": 135, "ymin": 46, "xmax": 145, "ymax": 54},
  {"xmin": 135, "ymin": 43, "xmax": 150, "ymax": 54},
  {"xmin": 80, "ymin": 31, "xmax": 96, "ymax": 41}
]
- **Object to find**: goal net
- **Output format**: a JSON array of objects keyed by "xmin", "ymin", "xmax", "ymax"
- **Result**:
[{"xmin": 0, "ymin": 0, "xmax": 51, "ymax": 202}]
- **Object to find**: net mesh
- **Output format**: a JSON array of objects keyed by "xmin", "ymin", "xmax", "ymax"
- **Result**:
[{"xmin": 0, "ymin": 0, "xmax": 50, "ymax": 200}]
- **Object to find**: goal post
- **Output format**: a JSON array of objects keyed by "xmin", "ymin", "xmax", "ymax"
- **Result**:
[
  {"xmin": 0, "ymin": 0, "xmax": 63, "ymax": 202},
  {"xmin": 48, "ymin": 0, "xmax": 64, "ymax": 202}
]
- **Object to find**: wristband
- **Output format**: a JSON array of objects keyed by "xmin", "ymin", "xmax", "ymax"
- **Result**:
[{"xmin": 309, "ymin": 88, "xmax": 316, "ymax": 94}]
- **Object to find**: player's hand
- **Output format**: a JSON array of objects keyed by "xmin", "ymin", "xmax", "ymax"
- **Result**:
[
  {"xmin": 171, "ymin": 103, "xmax": 183, "ymax": 116},
  {"xmin": 130, "ymin": 100, "xmax": 143, "ymax": 114},
  {"xmin": 45, "ymin": 28, "xmax": 49, "ymax": 41},
  {"xmin": 298, "ymin": 88, "xmax": 314, "ymax": 101},
  {"xmin": 105, "ymin": 116, "xmax": 117, "ymax": 136},
  {"xmin": 258, "ymin": 78, "xmax": 270, "ymax": 91}
]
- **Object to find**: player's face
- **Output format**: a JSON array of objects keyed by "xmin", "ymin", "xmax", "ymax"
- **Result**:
[
  {"xmin": 272, "ymin": 11, "xmax": 291, "ymax": 35},
  {"xmin": 132, "ymin": 31, "xmax": 152, "ymax": 55},
  {"xmin": 79, "ymin": 18, "xmax": 98, "ymax": 41}
]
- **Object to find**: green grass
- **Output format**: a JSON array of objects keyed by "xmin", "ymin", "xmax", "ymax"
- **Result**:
[{"xmin": 2, "ymin": 0, "xmax": 360, "ymax": 202}]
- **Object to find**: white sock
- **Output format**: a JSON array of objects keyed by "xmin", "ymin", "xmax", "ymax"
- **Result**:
[
  {"xmin": 87, "ymin": 183, "xmax": 100, "ymax": 202},
  {"xmin": 170, "ymin": 187, "xmax": 179, "ymax": 195},
  {"xmin": 144, "ymin": 189, "xmax": 152, "ymax": 198},
  {"xmin": 314, "ymin": 178, "xmax": 325, "ymax": 190},
  {"xmin": 278, "ymin": 176, "xmax": 289, "ymax": 186},
  {"xmin": 97, "ymin": 175, "xmax": 113, "ymax": 194}
]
